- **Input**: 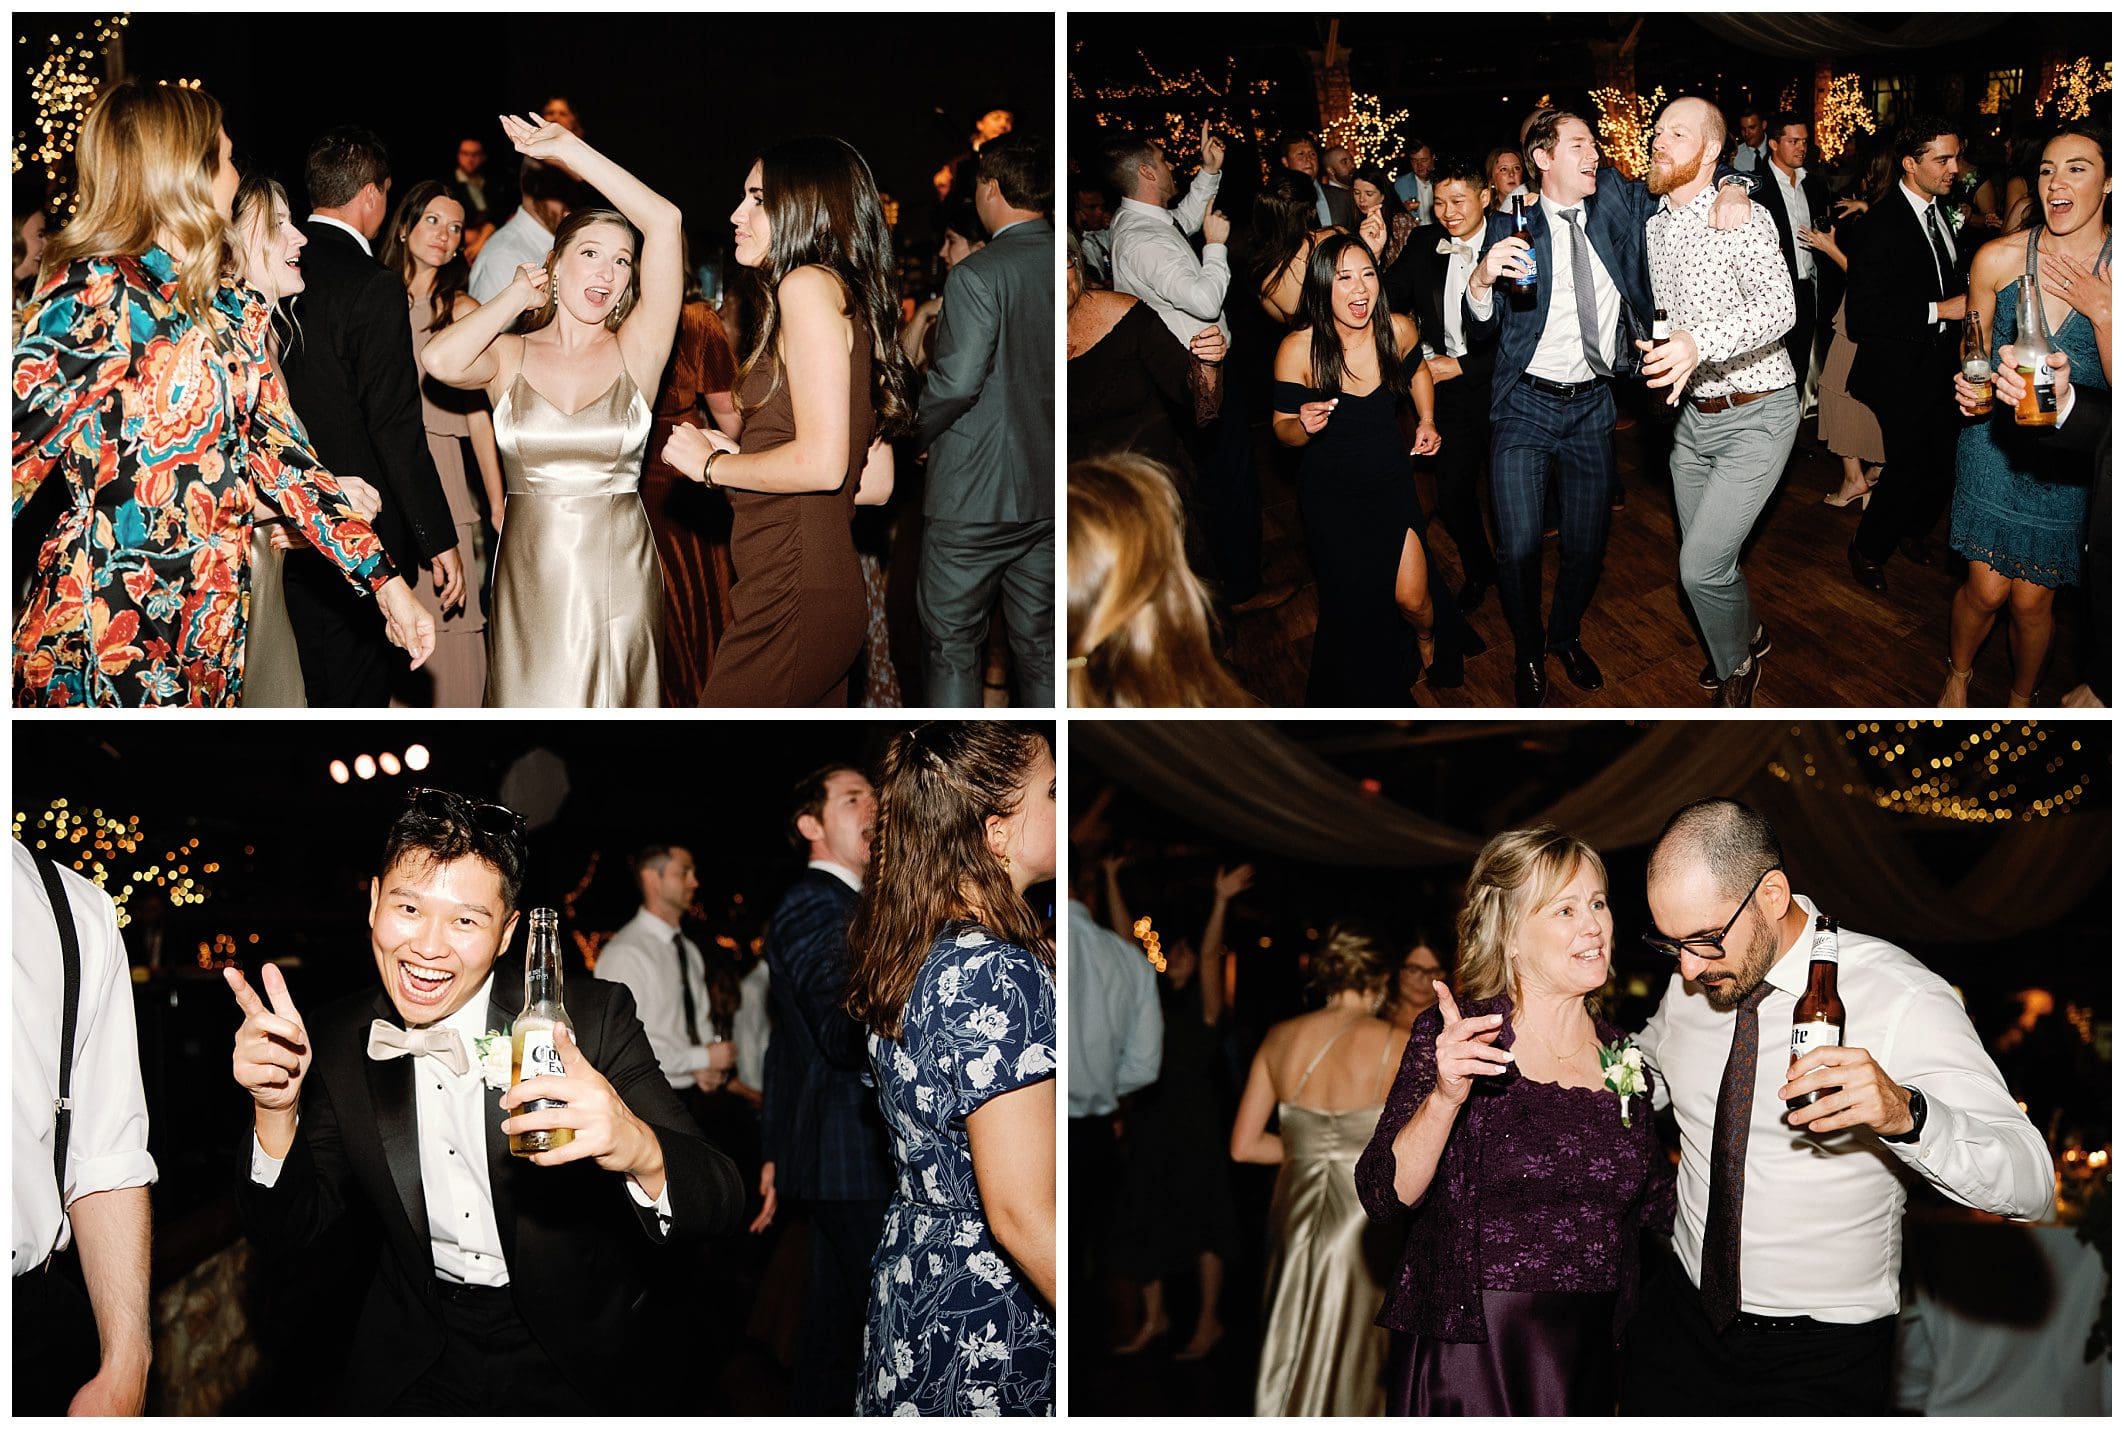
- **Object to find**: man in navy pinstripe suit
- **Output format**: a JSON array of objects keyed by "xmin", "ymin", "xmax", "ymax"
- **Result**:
[
  {"xmin": 760, "ymin": 764, "xmax": 892, "ymax": 1413},
  {"xmin": 1467, "ymin": 108, "xmax": 1756, "ymax": 705}
]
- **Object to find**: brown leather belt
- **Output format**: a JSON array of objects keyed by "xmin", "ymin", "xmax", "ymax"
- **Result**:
[{"xmin": 1690, "ymin": 386, "xmax": 1790, "ymax": 414}]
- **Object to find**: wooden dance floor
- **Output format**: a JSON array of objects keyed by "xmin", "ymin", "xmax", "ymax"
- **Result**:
[{"xmin": 1226, "ymin": 406, "xmax": 2092, "ymax": 709}]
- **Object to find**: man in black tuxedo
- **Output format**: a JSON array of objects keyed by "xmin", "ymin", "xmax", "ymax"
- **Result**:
[
  {"xmin": 1844, "ymin": 115, "xmax": 1967, "ymax": 590},
  {"xmin": 229, "ymin": 790, "xmax": 743, "ymax": 1413},
  {"xmin": 1384, "ymin": 156, "xmax": 1501, "ymax": 611},
  {"xmin": 1280, "ymin": 133, "xmax": 1358, "ymax": 231},
  {"xmin": 760, "ymin": 765, "xmax": 893, "ymax": 1414},
  {"xmin": 279, "ymin": 127, "xmax": 462, "ymax": 706},
  {"xmin": 1754, "ymin": 111, "xmax": 1831, "ymax": 409}
]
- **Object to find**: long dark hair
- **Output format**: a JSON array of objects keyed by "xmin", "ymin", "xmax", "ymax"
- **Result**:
[
  {"xmin": 1351, "ymin": 164, "xmax": 1408, "ymax": 217},
  {"xmin": 1243, "ymin": 176, "xmax": 1316, "ymax": 306},
  {"xmin": 2031, "ymin": 121, "xmax": 2111, "ymax": 234},
  {"xmin": 745, "ymin": 135, "xmax": 916, "ymax": 439},
  {"xmin": 1301, "ymin": 230, "xmax": 1408, "ymax": 417},
  {"xmin": 377, "ymin": 179, "xmax": 472, "ymax": 333},
  {"xmin": 845, "ymin": 724, "xmax": 1052, "ymax": 1040}
]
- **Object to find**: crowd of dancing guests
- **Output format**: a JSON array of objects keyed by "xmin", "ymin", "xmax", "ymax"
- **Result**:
[
  {"xmin": 13, "ymin": 83, "xmax": 1055, "ymax": 707},
  {"xmin": 1067, "ymin": 101, "xmax": 2111, "ymax": 708}
]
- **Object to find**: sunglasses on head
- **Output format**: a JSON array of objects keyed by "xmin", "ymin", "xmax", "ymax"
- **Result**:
[{"xmin": 405, "ymin": 787, "xmax": 525, "ymax": 837}]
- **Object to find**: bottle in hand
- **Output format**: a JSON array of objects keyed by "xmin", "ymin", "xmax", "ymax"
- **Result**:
[
  {"xmin": 2013, "ymin": 283, "xmax": 2058, "ymax": 427},
  {"xmin": 1786, "ymin": 914, "xmax": 1845, "ymax": 1112},
  {"xmin": 510, "ymin": 906, "xmax": 575, "ymax": 1156},
  {"xmin": 1511, "ymin": 196, "xmax": 1539, "ymax": 293},
  {"xmin": 1960, "ymin": 313, "xmax": 1993, "ymax": 416}
]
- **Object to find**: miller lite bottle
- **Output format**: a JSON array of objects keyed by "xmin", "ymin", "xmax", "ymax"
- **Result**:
[{"xmin": 1785, "ymin": 914, "xmax": 1846, "ymax": 1111}]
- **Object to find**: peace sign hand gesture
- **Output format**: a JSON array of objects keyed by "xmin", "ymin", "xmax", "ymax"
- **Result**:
[
  {"xmin": 226, "ymin": 963, "xmax": 312, "ymax": 1114},
  {"xmin": 1431, "ymin": 984, "xmax": 1511, "ymax": 1107}
]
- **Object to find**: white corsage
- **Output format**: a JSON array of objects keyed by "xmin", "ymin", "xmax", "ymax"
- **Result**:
[
  {"xmin": 1600, "ymin": 1039, "xmax": 1647, "ymax": 1128},
  {"xmin": 473, "ymin": 1031, "xmax": 512, "ymax": 1091}
]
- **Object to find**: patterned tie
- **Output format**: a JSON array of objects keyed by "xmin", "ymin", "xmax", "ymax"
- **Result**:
[
  {"xmin": 1561, "ymin": 208, "xmax": 1612, "ymax": 378},
  {"xmin": 675, "ymin": 931, "xmax": 701, "ymax": 1045},
  {"xmin": 1924, "ymin": 203, "xmax": 1957, "ymax": 300},
  {"xmin": 366, "ymin": 1020, "xmax": 468, "ymax": 1077},
  {"xmin": 1700, "ymin": 980, "xmax": 1775, "ymax": 1331}
]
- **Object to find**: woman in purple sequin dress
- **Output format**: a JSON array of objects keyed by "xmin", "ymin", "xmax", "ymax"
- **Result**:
[{"xmin": 1356, "ymin": 828, "xmax": 1675, "ymax": 1415}]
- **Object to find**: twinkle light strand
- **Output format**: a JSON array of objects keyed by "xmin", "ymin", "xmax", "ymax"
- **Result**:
[
  {"xmin": 1815, "ymin": 72, "xmax": 1876, "ymax": 165},
  {"xmin": 12, "ymin": 798, "xmax": 216, "ymax": 927},
  {"xmin": 1589, "ymin": 84, "xmax": 1667, "ymax": 180},
  {"xmin": 14, "ymin": 15, "xmax": 128, "ymax": 206},
  {"xmin": 1765, "ymin": 721, "xmax": 2091, "ymax": 823},
  {"xmin": 1322, "ymin": 91, "xmax": 1409, "ymax": 170}
]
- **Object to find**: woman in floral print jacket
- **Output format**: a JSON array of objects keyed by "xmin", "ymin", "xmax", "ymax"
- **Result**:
[{"xmin": 12, "ymin": 80, "xmax": 430, "ymax": 706}]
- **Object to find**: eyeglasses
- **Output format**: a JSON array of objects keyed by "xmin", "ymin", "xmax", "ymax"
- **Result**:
[
  {"xmin": 405, "ymin": 787, "xmax": 525, "ymax": 837},
  {"xmin": 1642, "ymin": 866, "xmax": 1777, "ymax": 961}
]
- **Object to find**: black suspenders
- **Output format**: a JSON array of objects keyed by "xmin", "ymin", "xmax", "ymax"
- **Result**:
[{"xmin": 33, "ymin": 852, "xmax": 82, "ymax": 1264}]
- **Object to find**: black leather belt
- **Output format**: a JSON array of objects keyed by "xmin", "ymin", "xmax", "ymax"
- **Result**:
[
  {"xmin": 1520, "ymin": 372, "xmax": 1606, "ymax": 398},
  {"xmin": 1729, "ymin": 1309, "xmax": 1831, "ymax": 1333}
]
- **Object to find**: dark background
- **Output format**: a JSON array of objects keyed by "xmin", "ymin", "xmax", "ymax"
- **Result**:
[{"xmin": 19, "ymin": 11, "xmax": 1049, "ymax": 269}]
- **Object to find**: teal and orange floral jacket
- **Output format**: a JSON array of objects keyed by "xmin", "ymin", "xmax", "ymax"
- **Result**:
[{"xmin": 13, "ymin": 246, "xmax": 395, "ymax": 706}]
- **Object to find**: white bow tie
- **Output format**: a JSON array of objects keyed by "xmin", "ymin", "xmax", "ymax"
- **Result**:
[
  {"xmin": 367, "ymin": 1019, "xmax": 469, "ymax": 1077},
  {"xmin": 1438, "ymin": 238, "xmax": 1476, "ymax": 259}
]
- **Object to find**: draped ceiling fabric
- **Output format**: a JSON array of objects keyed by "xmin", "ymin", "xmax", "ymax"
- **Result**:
[
  {"xmin": 1077, "ymin": 722, "xmax": 2107, "ymax": 944},
  {"xmin": 1687, "ymin": 14, "xmax": 2009, "ymax": 60}
]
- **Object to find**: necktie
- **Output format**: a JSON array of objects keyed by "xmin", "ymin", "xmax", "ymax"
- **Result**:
[
  {"xmin": 1561, "ymin": 209, "xmax": 1611, "ymax": 378},
  {"xmin": 1700, "ymin": 980, "xmax": 1775, "ymax": 1332},
  {"xmin": 367, "ymin": 1020, "xmax": 469, "ymax": 1078},
  {"xmin": 1924, "ymin": 204, "xmax": 1957, "ymax": 299},
  {"xmin": 1437, "ymin": 238, "xmax": 1475, "ymax": 259},
  {"xmin": 675, "ymin": 932, "xmax": 701, "ymax": 1045}
]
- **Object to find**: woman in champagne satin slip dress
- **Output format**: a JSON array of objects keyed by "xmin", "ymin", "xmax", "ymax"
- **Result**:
[
  {"xmin": 663, "ymin": 136, "xmax": 917, "ymax": 708},
  {"xmin": 1230, "ymin": 924, "xmax": 1407, "ymax": 1416},
  {"xmin": 419, "ymin": 113, "xmax": 684, "ymax": 707}
]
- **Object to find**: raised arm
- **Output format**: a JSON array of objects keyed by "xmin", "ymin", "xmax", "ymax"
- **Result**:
[
  {"xmin": 498, "ymin": 112, "xmax": 682, "ymax": 388},
  {"xmin": 420, "ymin": 264, "xmax": 540, "ymax": 397},
  {"xmin": 1199, "ymin": 863, "xmax": 1253, "ymax": 1027}
]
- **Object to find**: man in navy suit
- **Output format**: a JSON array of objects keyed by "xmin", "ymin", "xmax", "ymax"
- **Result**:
[
  {"xmin": 1465, "ymin": 108, "xmax": 1755, "ymax": 705},
  {"xmin": 760, "ymin": 764, "xmax": 892, "ymax": 1414}
]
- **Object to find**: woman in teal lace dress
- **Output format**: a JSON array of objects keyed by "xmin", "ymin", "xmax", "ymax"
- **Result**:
[
  {"xmin": 846, "ymin": 725, "xmax": 1057, "ymax": 1415},
  {"xmin": 1944, "ymin": 125, "xmax": 2111, "ymax": 706}
]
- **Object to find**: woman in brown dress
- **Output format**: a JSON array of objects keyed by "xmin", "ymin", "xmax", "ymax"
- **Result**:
[
  {"xmin": 379, "ymin": 179, "xmax": 505, "ymax": 706},
  {"xmin": 664, "ymin": 136, "xmax": 915, "ymax": 707}
]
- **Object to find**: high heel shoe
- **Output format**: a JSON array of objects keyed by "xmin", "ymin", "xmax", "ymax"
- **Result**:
[
  {"xmin": 1939, "ymin": 660, "xmax": 1973, "ymax": 708},
  {"xmin": 1823, "ymin": 479, "xmax": 1876, "ymax": 509}
]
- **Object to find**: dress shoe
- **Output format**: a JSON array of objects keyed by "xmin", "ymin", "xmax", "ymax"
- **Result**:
[
  {"xmin": 1714, "ymin": 657, "xmax": 1762, "ymax": 707},
  {"xmin": 1698, "ymin": 625, "xmax": 1773, "ymax": 690},
  {"xmin": 1229, "ymin": 579, "xmax": 1297, "ymax": 614},
  {"xmin": 1456, "ymin": 578, "xmax": 1491, "ymax": 615},
  {"xmin": 1550, "ymin": 639, "xmax": 1604, "ymax": 691},
  {"xmin": 1514, "ymin": 659, "xmax": 1548, "ymax": 707},
  {"xmin": 1898, "ymin": 536, "xmax": 1937, "ymax": 567},
  {"xmin": 1847, "ymin": 543, "xmax": 1888, "ymax": 593}
]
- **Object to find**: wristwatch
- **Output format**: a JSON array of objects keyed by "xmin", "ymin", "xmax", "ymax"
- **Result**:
[{"xmin": 1881, "ymin": 1085, "xmax": 1928, "ymax": 1143}]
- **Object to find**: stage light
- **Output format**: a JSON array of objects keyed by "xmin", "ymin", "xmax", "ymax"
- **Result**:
[
  {"xmin": 405, "ymin": 743, "xmax": 430, "ymax": 771},
  {"xmin": 355, "ymin": 754, "xmax": 377, "ymax": 781},
  {"xmin": 329, "ymin": 760, "xmax": 350, "ymax": 784},
  {"xmin": 379, "ymin": 752, "xmax": 401, "ymax": 776}
]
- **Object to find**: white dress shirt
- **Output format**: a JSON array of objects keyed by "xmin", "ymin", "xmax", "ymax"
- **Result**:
[
  {"xmin": 596, "ymin": 907, "xmax": 712, "ymax": 1089},
  {"xmin": 1639, "ymin": 894, "xmax": 2055, "ymax": 1323},
  {"xmin": 1646, "ymin": 182, "xmax": 1797, "ymax": 398},
  {"xmin": 1468, "ymin": 191, "xmax": 1621, "ymax": 382},
  {"xmin": 733, "ymin": 960, "xmax": 771, "ymax": 1092},
  {"xmin": 806, "ymin": 857, "xmax": 863, "ymax": 893},
  {"xmin": 468, "ymin": 206, "xmax": 556, "ymax": 304},
  {"xmin": 1066, "ymin": 900, "xmax": 1162, "ymax": 1119},
  {"xmin": 1898, "ymin": 179, "xmax": 1954, "ymax": 330},
  {"xmin": 1768, "ymin": 162, "xmax": 1817, "ymax": 281},
  {"xmin": 308, "ymin": 213, "xmax": 373, "ymax": 257},
  {"xmin": 1110, "ymin": 167, "xmax": 1231, "ymax": 344},
  {"xmin": 13, "ymin": 842, "xmax": 158, "ymax": 1274},
  {"xmin": 1427, "ymin": 230, "xmax": 1484, "ymax": 360}
]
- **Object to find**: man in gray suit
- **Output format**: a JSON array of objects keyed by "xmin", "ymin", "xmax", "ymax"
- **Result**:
[{"xmin": 916, "ymin": 131, "xmax": 1055, "ymax": 706}]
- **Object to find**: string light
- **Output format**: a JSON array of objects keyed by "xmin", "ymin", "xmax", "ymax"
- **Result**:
[
  {"xmin": 1815, "ymin": 72, "xmax": 1876, "ymax": 165},
  {"xmin": 1767, "ymin": 721, "xmax": 2092, "ymax": 823},
  {"xmin": 11, "ymin": 799, "xmax": 212, "ymax": 926},
  {"xmin": 14, "ymin": 15, "xmax": 127, "ymax": 215},
  {"xmin": 1589, "ymin": 84, "xmax": 1667, "ymax": 180},
  {"xmin": 1322, "ymin": 91, "xmax": 1409, "ymax": 170},
  {"xmin": 2038, "ymin": 56, "xmax": 2112, "ymax": 122}
]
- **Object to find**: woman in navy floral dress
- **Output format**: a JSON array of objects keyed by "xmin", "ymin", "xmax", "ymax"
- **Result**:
[
  {"xmin": 11, "ymin": 81, "xmax": 430, "ymax": 706},
  {"xmin": 1356, "ymin": 827, "xmax": 1674, "ymax": 1415},
  {"xmin": 846, "ymin": 724, "xmax": 1057, "ymax": 1415}
]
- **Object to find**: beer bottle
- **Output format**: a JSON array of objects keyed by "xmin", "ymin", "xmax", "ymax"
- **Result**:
[
  {"xmin": 2013, "ymin": 283, "xmax": 2058, "ymax": 427},
  {"xmin": 1652, "ymin": 307, "xmax": 1673, "ymax": 343},
  {"xmin": 1960, "ymin": 312, "xmax": 1993, "ymax": 416},
  {"xmin": 1786, "ymin": 914, "xmax": 1846, "ymax": 1111},
  {"xmin": 1511, "ymin": 196, "xmax": 1539, "ymax": 293},
  {"xmin": 510, "ymin": 907, "xmax": 575, "ymax": 1156}
]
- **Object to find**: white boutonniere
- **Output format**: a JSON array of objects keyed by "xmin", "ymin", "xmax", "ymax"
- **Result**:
[
  {"xmin": 1600, "ymin": 1039, "xmax": 1647, "ymax": 1128},
  {"xmin": 1947, "ymin": 204, "xmax": 1967, "ymax": 234},
  {"xmin": 473, "ymin": 1031, "xmax": 512, "ymax": 1092}
]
